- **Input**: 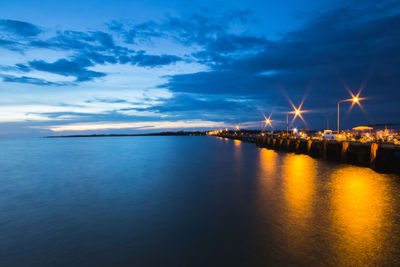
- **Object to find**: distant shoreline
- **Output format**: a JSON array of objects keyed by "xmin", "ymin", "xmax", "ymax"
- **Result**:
[{"xmin": 45, "ymin": 131, "xmax": 207, "ymax": 138}]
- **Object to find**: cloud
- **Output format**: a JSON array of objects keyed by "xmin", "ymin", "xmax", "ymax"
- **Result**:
[
  {"xmin": 131, "ymin": 51, "xmax": 181, "ymax": 67},
  {"xmin": 41, "ymin": 119, "xmax": 230, "ymax": 132},
  {"xmin": 161, "ymin": 2, "xmax": 400, "ymax": 111},
  {"xmin": 0, "ymin": 19, "xmax": 41, "ymax": 37},
  {"xmin": 0, "ymin": 38, "xmax": 22, "ymax": 51},
  {"xmin": 1, "ymin": 74, "xmax": 68, "ymax": 86},
  {"xmin": 27, "ymin": 58, "xmax": 106, "ymax": 82},
  {"xmin": 109, "ymin": 10, "xmax": 265, "ymax": 64},
  {"xmin": 0, "ymin": 25, "xmax": 183, "ymax": 85}
]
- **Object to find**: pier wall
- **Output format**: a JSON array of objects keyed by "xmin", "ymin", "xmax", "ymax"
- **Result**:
[{"xmin": 216, "ymin": 134, "xmax": 400, "ymax": 174}]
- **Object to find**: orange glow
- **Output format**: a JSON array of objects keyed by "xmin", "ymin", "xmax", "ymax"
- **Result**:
[
  {"xmin": 281, "ymin": 154, "xmax": 316, "ymax": 256},
  {"xmin": 263, "ymin": 114, "xmax": 273, "ymax": 129},
  {"xmin": 258, "ymin": 148, "xmax": 277, "ymax": 176},
  {"xmin": 346, "ymin": 89, "xmax": 367, "ymax": 113},
  {"xmin": 330, "ymin": 166, "xmax": 392, "ymax": 266},
  {"xmin": 283, "ymin": 154, "xmax": 315, "ymax": 219},
  {"xmin": 290, "ymin": 105, "xmax": 307, "ymax": 126}
]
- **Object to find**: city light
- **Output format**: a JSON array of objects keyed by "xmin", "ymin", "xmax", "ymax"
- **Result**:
[
  {"xmin": 337, "ymin": 90, "xmax": 365, "ymax": 133},
  {"xmin": 264, "ymin": 114, "xmax": 272, "ymax": 128},
  {"xmin": 291, "ymin": 105, "xmax": 306, "ymax": 124}
]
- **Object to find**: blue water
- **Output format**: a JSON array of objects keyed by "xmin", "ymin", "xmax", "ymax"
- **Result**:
[{"xmin": 1, "ymin": 136, "xmax": 400, "ymax": 266}]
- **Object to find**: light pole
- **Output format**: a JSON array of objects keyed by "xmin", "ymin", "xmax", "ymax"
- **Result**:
[
  {"xmin": 286, "ymin": 113, "xmax": 289, "ymax": 134},
  {"xmin": 323, "ymin": 113, "xmax": 333, "ymax": 130},
  {"xmin": 337, "ymin": 97, "xmax": 359, "ymax": 133},
  {"xmin": 286, "ymin": 109, "xmax": 301, "ymax": 135}
]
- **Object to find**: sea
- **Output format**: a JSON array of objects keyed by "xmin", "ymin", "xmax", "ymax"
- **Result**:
[{"xmin": 1, "ymin": 136, "xmax": 399, "ymax": 266}]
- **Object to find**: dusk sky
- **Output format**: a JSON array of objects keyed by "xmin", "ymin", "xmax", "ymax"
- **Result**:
[{"xmin": 0, "ymin": 0, "xmax": 399, "ymax": 136}]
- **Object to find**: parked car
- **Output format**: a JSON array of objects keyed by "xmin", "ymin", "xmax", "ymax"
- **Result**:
[{"xmin": 322, "ymin": 130, "xmax": 336, "ymax": 140}]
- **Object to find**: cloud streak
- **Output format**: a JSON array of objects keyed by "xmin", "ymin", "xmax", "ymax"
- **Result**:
[{"xmin": 41, "ymin": 120, "xmax": 230, "ymax": 132}]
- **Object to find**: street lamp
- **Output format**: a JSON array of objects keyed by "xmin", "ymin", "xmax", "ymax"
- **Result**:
[
  {"xmin": 264, "ymin": 115, "xmax": 272, "ymax": 128},
  {"xmin": 337, "ymin": 95, "xmax": 361, "ymax": 133},
  {"xmin": 286, "ymin": 107, "xmax": 303, "ymax": 134},
  {"xmin": 286, "ymin": 113, "xmax": 289, "ymax": 134}
]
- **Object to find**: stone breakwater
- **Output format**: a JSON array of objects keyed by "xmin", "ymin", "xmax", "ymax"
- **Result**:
[{"xmin": 216, "ymin": 134, "xmax": 400, "ymax": 174}]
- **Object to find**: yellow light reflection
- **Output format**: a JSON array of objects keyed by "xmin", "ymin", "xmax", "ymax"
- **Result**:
[
  {"xmin": 258, "ymin": 148, "xmax": 277, "ymax": 176},
  {"xmin": 282, "ymin": 154, "xmax": 316, "ymax": 256},
  {"xmin": 330, "ymin": 167, "xmax": 392, "ymax": 266},
  {"xmin": 283, "ymin": 154, "xmax": 315, "ymax": 220},
  {"xmin": 232, "ymin": 139, "xmax": 242, "ymax": 174},
  {"xmin": 233, "ymin": 139, "xmax": 241, "ymax": 146}
]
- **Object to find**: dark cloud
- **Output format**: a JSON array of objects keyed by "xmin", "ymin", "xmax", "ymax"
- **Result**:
[
  {"xmin": 132, "ymin": 51, "xmax": 181, "ymax": 67},
  {"xmin": 0, "ymin": 19, "xmax": 41, "ymax": 37},
  {"xmin": 133, "ymin": 93, "xmax": 257, "ymax": 123},
  {"xmin": 27, "ymin": 29, "xmax": 182, "ymax": 68},
  {"xmin": 1, "ymin": 74, "xmax": 68, "ymax": 86},
  {"xmin": 109, "ymin": 10, "xmax": 265, "ymax": 65},
  {"xmin": 28, "ymin": 58, "xmax": 106, "ymax": 82},
  {"xmin": 0, "ymin": 25, "xmax": 182, "ymax": 85},
  {"xmin": 0, "ymin": 38, "xmax": 22, "ymax": 51},
  {"xmin": 158, "ymin": 1, "xmax": 400, "ymax": 129}
]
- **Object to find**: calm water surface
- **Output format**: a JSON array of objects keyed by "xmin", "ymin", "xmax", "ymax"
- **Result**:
[{"xmin": 1, "ymin": 136, "xmax": 400, "ymax": 266}]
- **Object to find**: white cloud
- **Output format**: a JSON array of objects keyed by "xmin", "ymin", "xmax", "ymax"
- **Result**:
[{"xmin": 39, "ymin": 120, "xmax": 231, "ymax": 132}]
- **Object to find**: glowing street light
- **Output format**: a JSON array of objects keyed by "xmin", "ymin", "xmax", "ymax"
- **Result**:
[
  {"xmin": 264, "ymin": 114, "xmax": 272, "ymax": 128},
  {"xmin": 286, "ymin": 106, "xmax": 305, "ymax": 134},
  {"xmin": 337, "ymin": 92, "xmax": 365, "ymax": 133}
]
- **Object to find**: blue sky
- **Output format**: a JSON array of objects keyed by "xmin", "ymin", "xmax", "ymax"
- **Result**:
[{"xmin": 0, "ymin": 0, "xmax": 399, "ymax": 136}]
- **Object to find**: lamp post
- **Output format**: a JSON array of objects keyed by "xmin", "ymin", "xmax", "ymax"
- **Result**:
[
  {"xmin": 337, "ymin": 97, "xmax": 359, "ymax": 133},
  {"xmin": 286, "ymin": 113, "xmax": 289, "ymax": 134},
  {"xmin": 323, "ymin": 113, "xmax": 332, "ymax": 130},
  {"xmin": 286, "ymin": 109, "xmax": 300, "ymax": 135}
]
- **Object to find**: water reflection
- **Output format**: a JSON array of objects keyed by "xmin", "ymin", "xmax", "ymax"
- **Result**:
[
  {"xmin": 232, "ymin": 139, "xmax": 242, "ymax": 174},
  {"xmin": 281, "ymin": 154, "xmax": 316, "ymax": 260},
  {"xmin": 233, "ymin": 139, "xmax": 241, "ymax": 147},
  {"xmin": 330, "ymin": 167, "xmax": 393, "ymax": 266},
  {"xmin": 2, "ymin": 137, "xmax": 399, "ymax": 266},
  {"xmin": 282, "ymin": 154, "xmax": 316, "ymax": 221},
  {"xmin": 258, "ymin": 148, "xmax": 277, "ymax": 176},
  {"xmin": 255, "ymin": 149, "xmax": 399, "ymax": 265}
]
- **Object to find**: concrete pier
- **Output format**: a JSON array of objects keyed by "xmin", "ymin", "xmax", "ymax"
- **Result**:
[{"xmin": 216, "ymin": 134, "xmax": 400, "ymax": 174}]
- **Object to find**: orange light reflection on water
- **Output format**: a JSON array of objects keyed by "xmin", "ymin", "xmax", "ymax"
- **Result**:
[
  {"xmin": 283, "ymin": 154, "xmax": 316, "ymax": 220},
  {"xmin": 259, "ymin": 148, "xmax": 277, "ymax": 176},
  {"xmin": 281, "ymin": 154, "xmax": 316, "ymax": 258},
  {"xmin": 254, "ymin": 149, "xmax": 399, "ymax": 265},
  {"xmin": 330, "ymin": 166, "xmax": 393, "ymax": 266}
]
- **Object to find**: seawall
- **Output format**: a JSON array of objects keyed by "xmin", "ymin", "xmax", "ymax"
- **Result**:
[{"xmin": 216, "ymin": 134, "xmax": 400, "ymax": 174}]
